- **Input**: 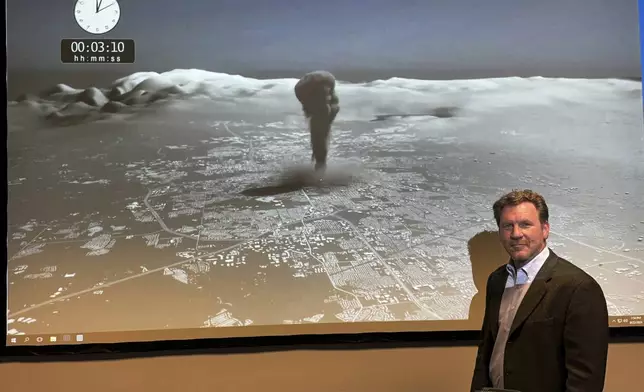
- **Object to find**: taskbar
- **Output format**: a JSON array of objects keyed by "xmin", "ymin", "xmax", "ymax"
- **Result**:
[
  {"xmin": 5, "ymin": 327, "xmax": 239, "ymax": 347},
  {"xmin": 5, "ymin": 316, "xmax": 644, "ymax": 347},
  {"xmin": 3, "ymin": 320, "xmax": 472, "ymax": 347},
  {"xmin": 7, "ymin": 333, "xmax": 85, "ymax": 346}
]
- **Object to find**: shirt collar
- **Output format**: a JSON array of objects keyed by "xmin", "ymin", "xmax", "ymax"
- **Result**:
[{"xmin": 505, "ymin": 246, "xmax": 550, "ymax": 286}]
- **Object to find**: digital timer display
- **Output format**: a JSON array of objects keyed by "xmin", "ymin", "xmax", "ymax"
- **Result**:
[{"xmin": 61, "ymin": 38, "xmax": 135, "ymax": 64}]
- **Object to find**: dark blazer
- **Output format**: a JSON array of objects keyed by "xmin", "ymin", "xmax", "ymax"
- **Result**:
[{"xmin": 470, "ymin": 249, "xmax": 609, "ymax": 392}]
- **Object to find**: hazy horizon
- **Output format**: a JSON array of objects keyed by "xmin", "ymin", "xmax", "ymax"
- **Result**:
[{"xmin": 7, "ymin": 66, "xmax": 642, "ymax": 101}]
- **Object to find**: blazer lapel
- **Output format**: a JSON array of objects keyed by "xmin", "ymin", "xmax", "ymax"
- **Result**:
[{"xmin": 509, "ymin": 251, "xmax": 558, "ymax": 336}]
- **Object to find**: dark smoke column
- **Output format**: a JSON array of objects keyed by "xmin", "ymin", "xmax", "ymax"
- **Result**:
[{"xmin": 294, "ymin": 70, "xmax": 340, "ymax": 172}]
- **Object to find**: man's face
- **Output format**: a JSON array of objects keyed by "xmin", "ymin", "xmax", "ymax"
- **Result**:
[{"xmin": 498, "ymin": 202, "xmax": 550, "ymax": 264}]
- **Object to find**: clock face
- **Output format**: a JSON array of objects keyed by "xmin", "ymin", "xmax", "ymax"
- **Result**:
[{"xmin": 74, "ymin": 0, "xmax": 121, "ymax": 35}]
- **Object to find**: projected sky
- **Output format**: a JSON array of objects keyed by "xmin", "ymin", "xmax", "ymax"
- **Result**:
[{"xmin": 7, "ymin": 0, "xmax": 641, "ymax": 75}]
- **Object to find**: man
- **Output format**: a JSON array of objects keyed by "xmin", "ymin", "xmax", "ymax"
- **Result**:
[
  {"xmin": 471, "ymin": 189, "xmax": 609, "ymax": 392},
  {"xmin": 294, "ymin": 70, "xmax": 340, "ymax": 172}
]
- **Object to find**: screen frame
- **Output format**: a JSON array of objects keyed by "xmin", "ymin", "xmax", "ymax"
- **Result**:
[
  {"xmin": 4, "ymin": 0, "xmax": 644, "ymax": 362},
  {"xmin": 1, "ymin": 327, "xmax": 643, "ymax": 362}
]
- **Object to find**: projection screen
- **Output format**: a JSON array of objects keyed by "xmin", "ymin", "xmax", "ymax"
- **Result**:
[{"xmin": 5, "ymin": 0, "xmax": 644, "ymax": 348}]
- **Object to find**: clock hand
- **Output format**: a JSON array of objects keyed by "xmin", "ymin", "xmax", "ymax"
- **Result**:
[
  {"xmin": 98, "ymin": 2, "xmax": 116, "ymax": 13},
  {"xmin": 95, "ymin": 0, "xmax": 100, "ymax": 13}
]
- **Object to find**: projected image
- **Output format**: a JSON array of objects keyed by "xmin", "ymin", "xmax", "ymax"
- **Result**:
[{"xmin": 6, "ymin": 0, "xmax": 644, "ymax": 341}]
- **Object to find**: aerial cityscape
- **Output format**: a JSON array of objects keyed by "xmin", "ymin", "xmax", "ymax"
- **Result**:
[{"xmin": 6, "ymin": 69, "xmax": 644, "ymax": 337}]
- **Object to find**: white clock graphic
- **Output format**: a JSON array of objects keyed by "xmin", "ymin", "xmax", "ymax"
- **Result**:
[{"xmin": 74, "ymin": 0, "xmax": 121, "ymax": 35}]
